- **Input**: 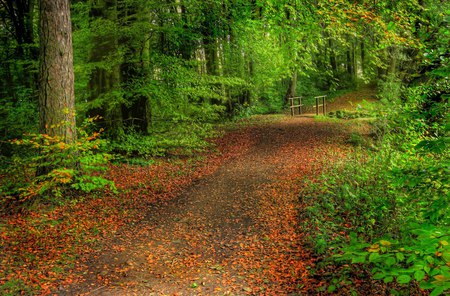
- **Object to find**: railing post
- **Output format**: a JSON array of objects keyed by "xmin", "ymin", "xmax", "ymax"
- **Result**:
[
  {"xmin": 323, "ymin": 96, "xmax": 326, "ymax": 115},
  {"xmin": 299, "ymin": 97, "xmax": 302, "ymax": 115},
  {"xmin": 315, "ymin": 97, "xmax": 319, "ymax": 115},
  {"xmin": 289, "ymin": 98, "xmax": 294, "ymax": 116}
]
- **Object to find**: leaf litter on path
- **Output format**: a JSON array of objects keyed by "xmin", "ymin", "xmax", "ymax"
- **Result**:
[
  {"xmin": 2, "ymin": 105, "xmax": 368, "ymax": 295},
  {"xmin": 57, "ymin": 116, "xmax": 354, "ymax": 295}
]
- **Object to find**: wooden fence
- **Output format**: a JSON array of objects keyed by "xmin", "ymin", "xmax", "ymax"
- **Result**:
[
  {"xmin": 313, "ymin": 95, "xmax": 327, "ymax": 115},
  {"xmin": 288, "ymin": 96, "xmax": 303, "ymax": 116},
  {"xmin": 289, "ymin": 95, "xmax": 327, "ymax": 116}
]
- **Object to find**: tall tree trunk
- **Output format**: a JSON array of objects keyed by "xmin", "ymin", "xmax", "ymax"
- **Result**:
[
  {"xmin": 360, "ymin": 40, "xmax": 365, "ymax": 76},
  {"xmin": 38, "ymin": 0, "xmax": 76, "ymax": 173},
  {"xmin": 4, "ymin": 0, "xmax": 37, "ymax": 55},
  {"xmin": 284, "ymin": 71, "xmax": 297, "ymax": 103},
  {"xmin": 38, "ymin": 0, "xmax": 76, "ymax": 141},
  {"xmin": 346, "ymin": 50, "xmax": 352, "ymax": 76},
  {"xmin": 346, "ymin": 40, "xmax": 356, "ymax": 82},
  {"xmin": 388, "ymin": 46, "xmax": 398, "ymax": 77},
  {"xmin": 3, "ymin": 0, "xmax": 38, "ymax": 95},
  {"xmin": 204, "ymin": 37, "xmax": 218, "ymax": 75},
  {"xmin": 119, "ymin": 3, "xmax": 149, "ymax": 134},
  {"xmin": 352, "ymin": 40, "xmax": 357, "ymax": 80},
  {"xmin": 180, "ymin": 2, "xmax": 194, "ymax": 60},
  {"xmin": 88, "ymin": 0, "xmax": 123, "ymax": 137},
  {"xmin": 329, "ymin": 38, "xmax": 337, "ymax": 73}
]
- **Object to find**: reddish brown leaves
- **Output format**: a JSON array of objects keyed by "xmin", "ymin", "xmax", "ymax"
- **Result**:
[{"xmin": 1, "ymin": 114, "xmax": 356, "ymax": 295}]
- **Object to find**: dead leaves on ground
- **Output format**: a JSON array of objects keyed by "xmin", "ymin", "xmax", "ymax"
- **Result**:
[
  {"xmin": 0, "ymin": 127, "xmax": 254, "ymax": 295},
  {"xmin": 1, "ymin": 117, "xmax": 352, "ymax": 295}
]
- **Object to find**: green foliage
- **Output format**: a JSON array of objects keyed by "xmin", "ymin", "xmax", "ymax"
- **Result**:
[
  {"xmin": 110, "ymin": 122, "xmax": 215, "ymax": 158},
  {"xmin": 302, "ymin": 140, "xmax": 449, "ymax": 293},
  {"xmin": 0, "ymin": 278, "xmax": 33, "ymax": 296},
  {"xmin": 0, "ymin": 95, "xmax": 38, "ymax": 158},
  {"xmin": 328, "ymin": 109, "xmax": 371, "ymax": 120},
  {"xmin": 0, "ymin": 118, "xmax": 116, "ymax": 205},
  {"xmin": 378, "ymin": 73, "xmax": 404, "ymax": 103},
  {"xmin": 337, "ymin": 229, "xmax": 450, "ymax": 295},
  {"xmin": 301, "ymin": 61, "xmax": 449, "ymax": 293}
]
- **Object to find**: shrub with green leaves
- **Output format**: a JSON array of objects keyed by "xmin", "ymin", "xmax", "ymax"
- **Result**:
[
  {"xmin": 110, "ymin": 120, "xmax": 216, "ymax": 158},
  {"xmin": 300, "ymin": 85, "xmax": 449, "ymax": 294},
  {"xmin": 0, "ymin": 118, "xmax": 116, "ymax": 205}
]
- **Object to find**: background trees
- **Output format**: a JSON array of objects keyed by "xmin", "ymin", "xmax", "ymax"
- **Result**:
[
  {"xmin": 0, "ymin": 1, "xmax": 448, "ymax": 293},
  {"xmin": 0, "ymin": 0, "xmax": 447, "ymax": 160}
]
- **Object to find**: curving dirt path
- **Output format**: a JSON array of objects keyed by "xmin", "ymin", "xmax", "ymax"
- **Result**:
[
  {"xmin": 61, "ymin": 119, "xmax": 352, "ymax": 296},
  {"xmin": 61, "ymin": 90, "xmax": 375, "ymax": 295}
]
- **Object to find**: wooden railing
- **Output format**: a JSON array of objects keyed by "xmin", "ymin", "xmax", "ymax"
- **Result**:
[
  {"xmin": 288, "ymin": 96, "xmax": 303, "ymax": 116},
  {"xmin": 288, "ymin": 95, "xmax": 327, "ymax": 116},
  {"xmin": 313, "ymin": 95, "xmax": 327, "ymax": 115}
]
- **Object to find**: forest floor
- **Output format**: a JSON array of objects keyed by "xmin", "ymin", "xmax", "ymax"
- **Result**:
[{"xmin": 1, "ymin": 88, "xmax": 377, "ymax": 295}]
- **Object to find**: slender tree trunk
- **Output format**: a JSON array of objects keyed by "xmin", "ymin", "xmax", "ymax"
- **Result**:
[
  {"xmin": 284, "ymin": 71, "xmax": 297, "ymax": 103},
  {"xmin": 346, "ymin": 37, "xmax": 356, "ymax": 82},
  {"xmin": 360, "ymin": 40, "xmax": 365, "ymax": 76},
  {"xmin": 4, "ymin": 0, "xmax": 36, "ymax": 54},
  {"xmin": 88, "ymin": 0, "xmax": 123, "ymax": 137},
  {"xmin": 3, "ymin": 0, "xmax": 38, "ymax": 95},
  {"xmin": 204, "ymin": 37, "xmax": 217, "ymax": 75},
  {"xmin": 388, "ymin": 46, "xmax": 398, "ymax": 77},
  {"xmin": 352, "ymin": 40, "xmax": 357, "ymax": 80},
  {"xmin": 329, "ymin": 39, "xmax": 337, "ymax": 73},
  {"xmin": 346, "ymin": 50, "xmax": 352, "ymax": 75},
  {"xmin": 180, "ymin": 2, "xmax": 193, "ymax": 60}
]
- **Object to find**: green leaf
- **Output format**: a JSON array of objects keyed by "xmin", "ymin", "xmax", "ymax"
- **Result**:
[
  {"xmin": 385, "ymin": 257, "xmax": 396, "ymax": 267},
  {"xmin": 384, "ymin": 276, "xmax": 394, "ymax": 283},
  {"xmin": 397, "ymin": 275, "xmax": 411, "ymax": 284},
  {"xmin": 407, "ymin": 255, "xmax": 418, "ymax": 264},
  {"xmin": 430, "ymin": 286, "xmax": 445, "ymax": 296},
  {"xmin": 442, "ymin": 252, "xmax": 450, "ymax": 263},
  {"xmin": 396, "ymin": 252, "xmax": 405, "ymax": 262},
  {"xmin": 328, "ymin": 285, "xmax": 337, "ymax": 293},
  {"xmin": 352, "ymin": 256, "xmax": 366, "ymax": 264},
  {"xmin": 369, "ymin": 252, "xmax": 381, "ymax": 262},
  {"xmin": 387, "ymin": 21, "xmax": 395, "ymax": 31},
  {"xmin": 414, "ymin": 270, "xmax": 426, "ymax": 281},
  {"xmin": 420, "ymin": 281, "xmax": 434, "ymax": 289},
  {"xmin": 431, "ymin": 268, "xmax": 441, "ymax": 276},
  {"xmin": 373, "ymin": 273, "xmax": 385, "ymax": 280}
]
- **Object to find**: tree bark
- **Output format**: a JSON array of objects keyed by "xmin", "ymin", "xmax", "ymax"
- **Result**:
[
  {"xmin": 360, "ymin": 40, "xmax": 365, "ymax": 76},
  {"xmin": 284, "ymin": 71, "xmax": 297, "ymax": 103},
  {"xmin": 38, "ymin": 0, "xmax": 76, "ymax": 175},
  {"xmin": 38, "ymin": 0, "xmax": 76, "ymax": 143},
  {"xmin": 329, "ymin": 38, "xmax": 337, "ymax": 73}
]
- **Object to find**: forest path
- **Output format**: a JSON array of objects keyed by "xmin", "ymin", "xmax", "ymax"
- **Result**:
[{"xmin": 65, "ymin": 90, "xmax": 374, "ymax": 296}]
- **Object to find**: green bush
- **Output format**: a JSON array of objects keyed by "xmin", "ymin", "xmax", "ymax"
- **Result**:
[
  {"xmin": 328, "ymin": 109, "xmax": 371, "ymax": 119},
  {"xmin": 300, "ymin": 85, "xmax": 449, "ymax": 294},
  {"xmin": 110, "ymin": 121, "xmax": 216, "ymax": 158},
  {"xmin": 0, "ymin": 118, "xmax": 116, "ymax": 205}
]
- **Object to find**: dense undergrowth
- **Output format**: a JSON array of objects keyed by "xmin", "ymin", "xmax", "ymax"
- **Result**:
[{"xmin": 300, "ymin": 83, "xmax": 449, "ymax": 294}]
